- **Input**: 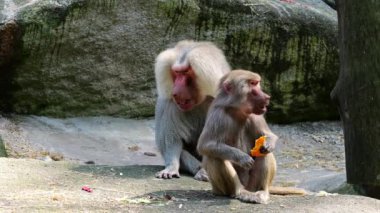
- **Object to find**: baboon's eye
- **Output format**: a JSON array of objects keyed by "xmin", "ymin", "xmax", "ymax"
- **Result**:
[{"xmin": 250, "ymin": 80, "xmax": 259, "ymax": 86}]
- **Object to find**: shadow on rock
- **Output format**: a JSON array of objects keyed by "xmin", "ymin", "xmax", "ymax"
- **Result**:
[{"xmin": 126, "ymin": 189, "xmax": 231, "ymax": 207}]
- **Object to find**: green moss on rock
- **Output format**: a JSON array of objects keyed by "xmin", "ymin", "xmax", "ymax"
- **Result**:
[{"xmin": 195, "ymin": 0, "xmax": 339, "ymax": 122}]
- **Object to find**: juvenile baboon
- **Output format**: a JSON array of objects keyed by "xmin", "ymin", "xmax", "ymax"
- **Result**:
[
  {"xmin": 154, "ymin": 40, "xmax": 230, "ymax": 180},
  {"xmin": 197, "ymin": 70, "xmax": 305, "ymax": 204}
]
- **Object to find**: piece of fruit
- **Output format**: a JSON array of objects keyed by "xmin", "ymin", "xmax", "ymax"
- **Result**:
[{"xmin": 250, "ymin": 136, "xmax": 268, "ymax": 157}]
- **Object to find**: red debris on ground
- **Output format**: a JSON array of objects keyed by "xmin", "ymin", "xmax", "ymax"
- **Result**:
[
  {"xmin": 280, "ymin": 0, "xmax": 295, "ymax": 3},
  {"xmin": 82, "ymin": 186, "xmax": 93, "ymax": 193}
]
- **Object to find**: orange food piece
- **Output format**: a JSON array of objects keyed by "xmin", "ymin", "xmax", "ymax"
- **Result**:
[{"xmin": 250, "ymin": 136, "xmax": 267, "ymax": 157}]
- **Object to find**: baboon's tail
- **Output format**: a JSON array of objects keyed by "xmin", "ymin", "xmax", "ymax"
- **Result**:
[{"xmin": 269, "ymin": 186, "xmax": 307, "ymax": 195}]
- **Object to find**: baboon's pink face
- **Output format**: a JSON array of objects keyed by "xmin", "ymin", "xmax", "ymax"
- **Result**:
[
  {"xmin": 248, "ymin": 79, "xmax": 270, "ymax": 115},
  {"xmin": 171, "ymin": 66, "xmax": 200, "ymax": 111}
]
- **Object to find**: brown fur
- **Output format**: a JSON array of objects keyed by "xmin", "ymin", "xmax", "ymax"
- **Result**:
[{"xmin": 197, "ymin": 70, "xmax": 305, "ymax": 204}]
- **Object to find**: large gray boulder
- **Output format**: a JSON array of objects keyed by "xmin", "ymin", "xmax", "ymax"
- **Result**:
[{"xmin": 0, "ymin": 0, "xmax": 338, "ymax": 123}]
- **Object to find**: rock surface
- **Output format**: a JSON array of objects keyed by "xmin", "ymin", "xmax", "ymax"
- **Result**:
[
  {"xmin": 0, "ymin": 0, "xmax": 339, "ymax": 122},
  {"xmin": 1, "ymin": 158, "xmax": 379, "ymax": 212},
  {"xmin": 2, "ymin": 115, "xmax": 379, "ymax": 211}
]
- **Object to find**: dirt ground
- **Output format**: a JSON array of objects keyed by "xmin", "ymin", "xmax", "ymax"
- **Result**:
[
  {"xmin": 1, "ymin": 115, "xmax": 379, "ymax": 212},
  {"xmin": 0, "ymin": 115, "xmax": 346, "ymax": 191},
  {"xmin": 1, "ymin": 158, "xmax": 380, "ymax": 212}
]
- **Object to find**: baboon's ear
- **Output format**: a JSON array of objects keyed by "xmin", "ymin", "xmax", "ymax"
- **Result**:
[{"xmin": 223, "ymin": 82, "xmax": 233, "ymax": 94}]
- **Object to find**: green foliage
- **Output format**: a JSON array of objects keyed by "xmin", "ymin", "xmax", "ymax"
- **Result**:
[{"xmin": 0, "ymin": 137, "xmax": 7, "ymax": 157}]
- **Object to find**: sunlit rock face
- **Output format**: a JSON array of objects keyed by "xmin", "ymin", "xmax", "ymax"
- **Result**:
[{"xmin": 0, "ymin": 0, "xmax": 338, "ymax": 123}]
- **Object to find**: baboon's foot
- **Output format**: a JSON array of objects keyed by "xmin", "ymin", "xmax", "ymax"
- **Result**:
[{"xmin": 235, "ymin": 189, "xmax": 269, "ymax": 204}]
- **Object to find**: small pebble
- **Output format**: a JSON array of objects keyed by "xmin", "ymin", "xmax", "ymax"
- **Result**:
[
  {"xmin": 85, "ymin": 160, "xmax": 95, "ymax": 164},
  {"xmin": 144, "ymin": 152, "xmax": 157, "ymax": 157}
]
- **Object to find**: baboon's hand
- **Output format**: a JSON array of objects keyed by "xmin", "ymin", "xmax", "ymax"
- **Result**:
[
  {"xmin": 238, "ymin": 154, "xmax": 255, "ymax": 169},
  {"xmin": 263, "ymin": 139, "xmax": 276, "ymax": 153}
]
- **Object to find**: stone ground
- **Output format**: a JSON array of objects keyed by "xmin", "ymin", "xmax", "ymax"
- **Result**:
[{"xmin": 0, "ymin": 115, "xmax": 379, "ymax": 212}]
